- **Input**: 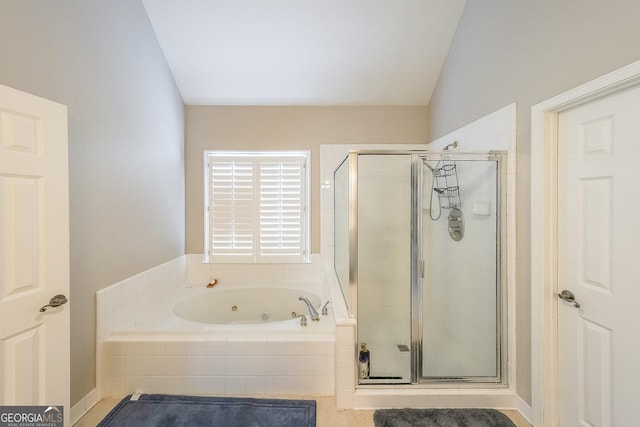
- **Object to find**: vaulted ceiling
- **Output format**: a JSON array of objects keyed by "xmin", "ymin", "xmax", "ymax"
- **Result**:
[{"xmin": 142, "ymin": 0, "xmax": 466, "ymax": 105}]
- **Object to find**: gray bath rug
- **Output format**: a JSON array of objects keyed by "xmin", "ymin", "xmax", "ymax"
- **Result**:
[
  {"xmin": 98, "ymin": 394, "xmax": 316, "ymax": 427},
  {"xmin": 374, "ymin": 408, "xmax": 516, "ymax": 427}
]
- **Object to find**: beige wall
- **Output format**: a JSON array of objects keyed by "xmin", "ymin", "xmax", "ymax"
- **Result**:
[
  {"xmin": 0, "ymin": 1, "xmax": 185, "ymax": 405},
  {"xmin": 185, "ymin": 106, "xmax": 429, "ymax": 254},
  {"xmin": 428, "ymin": 0, "xmax": 640, "ymax": 404}
]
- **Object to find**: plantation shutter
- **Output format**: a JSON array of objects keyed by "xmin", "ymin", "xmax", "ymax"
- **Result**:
[
  {"xmin": 208, "ymin": 157, "xmax": 256, "ymax": 261},
  {"xmin": 259, "ymin": 157, "xmax": 305, "ymax": 261},
  {"xmin": 206, "ymin": 151, "xmax": 309, "ymax": 263}
]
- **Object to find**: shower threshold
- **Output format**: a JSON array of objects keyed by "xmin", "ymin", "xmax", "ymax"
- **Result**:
[{"xmin": 360, "ymin": 377, "xmax": 408, "ymax": 385}]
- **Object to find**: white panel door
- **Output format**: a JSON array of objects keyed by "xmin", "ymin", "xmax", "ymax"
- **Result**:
[
  {"xmin": 0, "ymin": 85, "xmax": 70, "ymax": 424},
  {"xmin": 557, "ymin": 85, "xmax": 640, "ymax": 426}
]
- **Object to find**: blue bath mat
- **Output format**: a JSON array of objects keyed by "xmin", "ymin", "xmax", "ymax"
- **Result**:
[{"xmin": 98, "ymin": 394, "xmax": 316, "ymax": 427}]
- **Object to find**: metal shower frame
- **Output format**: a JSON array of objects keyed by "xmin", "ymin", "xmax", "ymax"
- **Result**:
[{"xmin": 336, "ymin": 149, "xmax": 507, "ymax": 387}]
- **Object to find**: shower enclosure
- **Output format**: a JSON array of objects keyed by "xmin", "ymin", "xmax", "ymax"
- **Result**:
[{"xmin": 334, "ymin": 150, "xmax": 505, "ymax": 386}]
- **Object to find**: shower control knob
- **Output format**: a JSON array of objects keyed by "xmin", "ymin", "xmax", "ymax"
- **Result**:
[{"xmin": 558, "ymin": 290, "xmax": 581, "ymax": 308}]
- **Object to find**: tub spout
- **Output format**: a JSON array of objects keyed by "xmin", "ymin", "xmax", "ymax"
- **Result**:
[{"xmin": 298, "ymin": 297, "xmax": 320, "ymax": 321}]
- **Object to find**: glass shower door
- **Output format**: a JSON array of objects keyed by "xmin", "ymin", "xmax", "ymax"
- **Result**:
[
  {"xmin": 356, "ymin": 154, "xmax": 412, "ymax": 384},
  {"xmin": 419, "ymin": 155, "xmax": 502, "ymax": 382}
]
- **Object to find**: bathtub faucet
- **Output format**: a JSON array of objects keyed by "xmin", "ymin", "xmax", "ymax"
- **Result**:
[
  {"xmin": 295, "ymin": 314, "xmax": 307, "ymax": 327},
  {"xmin": 298, "ymin": 297, "xmax": 320, "ymax": 321}
]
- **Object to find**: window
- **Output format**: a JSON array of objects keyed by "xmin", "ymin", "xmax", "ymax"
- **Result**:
[{"xmin": 204, "ymin": 151, "xmax": 310, "ymax": 263}]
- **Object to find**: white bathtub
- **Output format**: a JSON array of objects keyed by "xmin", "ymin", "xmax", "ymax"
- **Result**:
[
  {"xmin": 114, "ymin": 285, "xmax": 332, "ymax": 333},
  {"xmin": 172, "ymin": 287, "xmax": 322, "ymax": 325},
  {"xmin": 100, "ymin": 283, "xmax": 336, "ymax": 398}
]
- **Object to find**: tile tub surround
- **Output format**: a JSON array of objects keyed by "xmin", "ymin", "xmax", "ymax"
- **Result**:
[
  {"xmin": 96, "ymin": 254, "xmax": 336, "ymax": 400},
  {"xmin": 96, "ymin": 256, "xmax": 187, "ymax": 342},
  {"xmin": 102, "ymin": 333, "xmax": 335, "ymax": 397},
  {"xmin": 97, "ymin": 254, "xmax": 327, "ymax": 341}
]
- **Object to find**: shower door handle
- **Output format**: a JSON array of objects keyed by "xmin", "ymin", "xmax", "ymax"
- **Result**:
[{"xmin": 558, "ymin": 290, "xmax": 581, "ymax": 308}]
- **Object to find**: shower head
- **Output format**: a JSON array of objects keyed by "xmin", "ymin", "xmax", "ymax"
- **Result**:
[{"xmin": 443, "ymin": 141, "xmax": 459, "ymax": 151}]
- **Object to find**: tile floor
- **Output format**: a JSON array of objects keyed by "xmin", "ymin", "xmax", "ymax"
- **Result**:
[{"xmin": 74, "ymin": 395, "xmax": 532, "ymax": 426}]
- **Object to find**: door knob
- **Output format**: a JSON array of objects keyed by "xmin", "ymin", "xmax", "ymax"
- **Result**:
[
  {"xmin": 40, "ymin": 294, "xmax": 68, "ymax": 312},
  {"xmin": 558, "ymin": 290, "xmax": 581, "ymax": 308}
]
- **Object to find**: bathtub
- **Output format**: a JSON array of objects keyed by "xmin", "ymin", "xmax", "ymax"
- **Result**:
[
  {"xmin": 172, "ymin": 287, "xmax": 322, "ymax": 325},
  {"xmin": 99, "ymin": 283, "xmax": 336, "ymax": 398},
  {"xmin": 114, "ymin": 285, "xmax": 331, "ymax": 332}
]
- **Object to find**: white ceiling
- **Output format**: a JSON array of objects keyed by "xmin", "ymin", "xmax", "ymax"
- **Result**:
[{"xmin": 142, "ymin": 0, "xmax": 466, "ymax": 106}]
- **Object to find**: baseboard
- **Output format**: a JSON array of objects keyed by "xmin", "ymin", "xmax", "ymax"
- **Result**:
[
  {"xmin": 70, "ymin": 388, "xmax": 98, "ymax": 426},
  {"xmin": 515, "ymin": 395, "xmax": 533, "ymax": 424}
]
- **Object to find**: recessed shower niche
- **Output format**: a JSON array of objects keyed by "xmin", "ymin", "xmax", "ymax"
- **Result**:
[{"xmin": 333, "ymin": 151, "xmax": 506, "ymax": 386}]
